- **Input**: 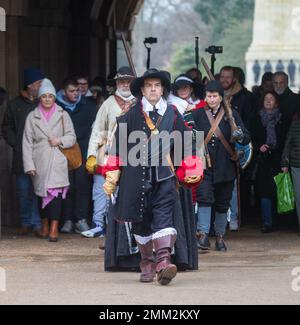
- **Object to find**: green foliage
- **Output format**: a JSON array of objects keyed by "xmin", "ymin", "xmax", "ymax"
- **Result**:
[{"xmin": 167, "ymin": 0, "xmax": 255, "ymax": 77}]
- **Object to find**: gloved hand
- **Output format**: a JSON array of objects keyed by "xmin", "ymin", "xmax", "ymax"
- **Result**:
[
  {"xmin": 232, "ymin": 127, "xmax": 244, "ymax": 143},
  {"xmin": 86, "ymin": 156, "xmax": 97, "ymax": 174},
  {"xmin": 106, "ymin": 170, "xmax": 121, "ymax": 185},
  {"xmin": 184, "ymin": 175, "xmax": 202, "ymax": 184},
  {"xmin": 103, "ymin": 180, "xmax": 117, "ymax": 196},
  {"xmin": 103, "ymin": 170, "xmax": 121, "ymax": 196}
]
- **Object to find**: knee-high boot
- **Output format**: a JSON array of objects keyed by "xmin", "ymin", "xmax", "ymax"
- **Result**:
[
  {"xmin": 136, "ymin": 240, "xmax": 156, "ymax": 283},
  {"xmin": 153, "ymin": 233, "xmax": 177, "ymax": 286}
]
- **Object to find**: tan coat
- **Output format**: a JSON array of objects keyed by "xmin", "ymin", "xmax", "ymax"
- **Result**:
[
  {"xmin": 23, "ymin": 105, "xmax": 76, "ymax": 197},
  {"xmin": 87, "ymin": 95, "xmax": 124, "ymax": 158}
]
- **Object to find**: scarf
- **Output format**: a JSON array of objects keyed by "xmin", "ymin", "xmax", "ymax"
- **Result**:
[
  {"xmin": 259, "ymin": 108, "xmax": 282, "ymax": 149},
  {"xmin": 39, "ymin": 103, "xmax": 56, "ymax": 122},
  {"xmin": 56, "ymin": 90, "xmax": 82, "ymax": 111}
]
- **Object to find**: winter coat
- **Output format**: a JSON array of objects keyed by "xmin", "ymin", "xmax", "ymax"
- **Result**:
[
  {"xmin": 23, "ymin": 105, "xmax": 76, "ymax": 197},
  {"xmin": 57, "ymin": 96, "xmax": 97, "ymax": 159},
  {"xmin": 2, "ymin": 92, "xmax": 39, "ymax": 173},
  {"xmin": 281, "ymin": 120, "xmax": 300, "ymax": 169},
  {"xmin": 250, "ymin": 112, "xmax": 285, "ymax": 198},
  {"xmin": 87, "ymin": 95, "xmax": 124, "ymax": 158}
]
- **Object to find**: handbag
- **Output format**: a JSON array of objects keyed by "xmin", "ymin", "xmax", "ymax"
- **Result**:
[
  {"xmin": 59, "ymin": 113, "xmax": 82, "ymax": 171},
  {"xmin": 274, "ymin": 172, "xmax": 295, "ymax": 214}
]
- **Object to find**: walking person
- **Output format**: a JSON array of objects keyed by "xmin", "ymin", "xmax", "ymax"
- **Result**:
[
  {"xmin": 192, "ymin": 80, "xmax": 250, "ymax": 251},
  {"xmin": 2, "ymin": 68, "xmax": 44, "ymax": 236},
  {"xmin": 102, "ymin": 69, "xmax": 203, "ymax": 285},
  {"xmin": 56, "ymin": 78, "xmax": 97, "ymax": 234},
  {"xmin": 23, "ymin": 79, "xmax": 76, "ymax": 242},
  {"xmin": 251, "ymin": 91, "xmax": 284, "ymax": 233}
]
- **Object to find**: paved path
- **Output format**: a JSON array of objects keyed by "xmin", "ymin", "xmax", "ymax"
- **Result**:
[{"xmin": 1, "ymin": 227, "xmax": 300, "ymax": 305}]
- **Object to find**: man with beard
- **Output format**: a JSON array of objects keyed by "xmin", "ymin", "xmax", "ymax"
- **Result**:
[
  {"xmin": 220, "ymin": 66, "xmax": 254, "ymax": 130},
  {"xmin": 84, "ymin": 67, "xmax": 136, "ymax": 238},
  {"xmin": 272, "ymin": 72, "xmax": 300, "ymax": 138}
]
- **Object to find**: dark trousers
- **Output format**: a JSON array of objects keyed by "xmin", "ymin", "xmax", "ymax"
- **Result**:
[
  {"xmin": 38, "ymin": 195, "xmax": 63, "ymax": 221},
  {"xmin": 62, "ymin": 164, "xmax": 92, "ymax": 222},
  {"xmin": 196, "ymin": 169, "xmax": 235, "ymax": 213},
  {"xmin": 133, "ymin": 172, "xmax": 178, "ymax": 237}
]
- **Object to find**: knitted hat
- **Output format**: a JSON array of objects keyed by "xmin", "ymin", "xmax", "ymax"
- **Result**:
[
  {"xmin": 24, "ymin": 68, "xmax": 44, "ymax": 88},
  {"xmin": 38, "ymin": 78, "xmax": 56, "ymax": 98}
]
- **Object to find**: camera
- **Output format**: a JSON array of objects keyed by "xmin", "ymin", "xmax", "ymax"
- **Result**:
[
  {"xmin": 205, "ymin": 45, "xmax": 223, "ymax": 55},
  {"xmin": 144, "ymin": 37, "xmax": 158, "ymax": 44}
]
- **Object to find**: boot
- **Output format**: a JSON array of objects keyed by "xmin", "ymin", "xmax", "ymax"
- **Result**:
[
  {"xmin": 137, "ymin": 241, "xmax": 156, "ymax": 283},
  {"xmin": 153, "ymin": 234, "xmax": 177, "ymax": 286},
  {"xmin": 49, "ymin": 220, "xmax": 59, "ymax": 242},
  {"xmin": 40, "ymin": 218, "xmax": 49, "ymax": 238}
]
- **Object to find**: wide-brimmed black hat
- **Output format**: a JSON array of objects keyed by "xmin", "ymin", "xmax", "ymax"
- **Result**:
[
  {"xmin": 205, "ymin": 80, "xmax": 224, "ymax": 97},
  {"xmin": 130, "ymin": 68, "xmax": 171, "ymax": 97},
  {"xmin": 107, "ymin": 66, "xmax": 135, "ymax": 86}
]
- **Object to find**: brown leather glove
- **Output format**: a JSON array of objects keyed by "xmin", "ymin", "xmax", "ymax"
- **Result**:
[
  {"xmin": 86, "ymin": 156, "xmax": 97, "ymax": 174},
  {"xmin": 184, "ymin": 175, "xmax": 202, "ymax": 184},
  {"xmin": 103, "ymin": 180, "xmax": 117, "ymax": 196},
  {"xmin": 106, "ymin": 170, "xmax": 121, "ymax": 185}
]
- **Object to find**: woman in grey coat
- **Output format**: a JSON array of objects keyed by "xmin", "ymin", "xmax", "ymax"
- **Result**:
[{"xmin": 23, "ymin": 79, "xmax": 76, "ymax": 242}]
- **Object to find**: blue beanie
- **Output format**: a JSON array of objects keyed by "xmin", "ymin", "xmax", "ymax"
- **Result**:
[{"xmin": 24, "ymin": 68, "xmax": 44, "ymax": 88}]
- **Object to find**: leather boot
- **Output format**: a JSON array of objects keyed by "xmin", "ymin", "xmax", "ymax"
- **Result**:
[
  {"xmin": 153, "ymin": 234, "xmax": 177, "ymax": 286},
  {"xmin": 137, "ymin": 241, "xmax": 156, "ymax": 283},
  {"xmin": 196, "ymin": 231, "xmax": 211, "ymax": 250},
  {"xmin": 40, "ymin": 218, "xmax": 49, "ymax": 238},
  {"xmin": 49, "ymin": 220, "xmax": 59, "ymax": 242},
  {"xmin": 215, "ymin": 233, "xmax": 227, "ymax": 252}
]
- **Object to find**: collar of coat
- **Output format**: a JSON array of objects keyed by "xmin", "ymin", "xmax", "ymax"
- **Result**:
[{"xmin": 142, "ymin": 96, "xmax": 167, "ymax": 116}]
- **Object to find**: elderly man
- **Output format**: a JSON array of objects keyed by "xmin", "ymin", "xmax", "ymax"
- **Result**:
[
  {"xmin": 84, "ymin": 67, "xmax": 136, "ymax": 238},
  {"xmin": 102, "ymin": 69, "xmax": 203, "ymax": 285}
]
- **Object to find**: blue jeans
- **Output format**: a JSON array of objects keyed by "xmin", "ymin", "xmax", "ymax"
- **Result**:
[
  {"xmin": 92, "ymin": 175, "xmax": 109, "ymax": 229},
  {"xmin": 197, "ymin": 207, "xmax": 228, "ymax": 236},
  {"xmin": 229, "ymin": 179, "xmax": 238, "ymax": 228},
  {"xmin": 261, "ymin": 198, "xmax": 273, "ymax": 228},
  {"xmin": 16, "ymin": 173, "xmax": 41, "ymax": 230}
]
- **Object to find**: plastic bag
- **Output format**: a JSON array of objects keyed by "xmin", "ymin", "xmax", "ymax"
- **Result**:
[{"xmin": 274, "ymin": 173, "xmax": 295, "ymax": 214}]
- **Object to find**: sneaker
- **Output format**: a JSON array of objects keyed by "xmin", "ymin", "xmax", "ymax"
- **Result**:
[
  {"xmin": 60, "ymin": 220, "xmax": 74, "ymax": 234},
  {"xmin": 196, "ymin": 232, "xmax": 211, "ymax": 250},
  {"xmin": 215, "ymin": 234, "xmax": 227, "ymax": 252},
  {"xmin": 75, "ymin": 219, "xmax": 90, "ymax": 234},
  {"xmin": 229, "ymin": 221, "xmax": 239, "ymax": 232},
  {"xmin": 81, "ymin": 227, "xmax": 105, "ymax": 238}
]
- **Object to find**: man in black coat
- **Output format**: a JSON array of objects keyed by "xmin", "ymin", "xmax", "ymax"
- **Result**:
[
  {"xmin": 56, "ymin": 78, "xmax": 97, "ymax": 234},
  {"xmin": 272, "ymin": 71, "xmax": 300, "ymax": 138},
  {"xmin": 192, "ymin": 80, "xmax": 251, "ymax": 251},
  {"xmin": 102, "ymin": 69, "xmax": 203, "ymax": 286},
  {"xmin": 2, "ymin": 68, "xmax": 44, "ymax": 235}
]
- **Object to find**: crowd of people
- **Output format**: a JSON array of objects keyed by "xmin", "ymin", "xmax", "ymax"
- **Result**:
[{"xmin": 1, "ymin": 63, "xmax": 300, "ymax": 286}]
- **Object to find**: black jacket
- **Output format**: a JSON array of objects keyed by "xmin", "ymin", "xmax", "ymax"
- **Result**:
[
  {"xmin": 57, "ymin": 96, "xmax": 97, "ymax": 159},
  {"xmin": 192, "ymin": 105, "xmax": 251, "ymax": 184},
  {"xmin": 281, "ymin": 120, "xmax": 300, "ymax": 169},
  {"xmin": 1, "ymin": 93, "xmax": 39, "ymax": 174},
  {"xmin": 277, "ymin": 88, "xmax": 300, "ymax": 136},
  {"xmin": 112, "ymin": 102, "xmax": 194, "ymax": 223},
  {"xmin": 250, "ymin": 113, "xmax": 285, "ymax": 198},
  {"xmin": 231, "ymin": 87, "xmax": 255, "ymax": 131}
]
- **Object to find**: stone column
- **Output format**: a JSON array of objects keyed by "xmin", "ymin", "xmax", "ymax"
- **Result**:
[{"xmin": 246, "ymin": 0, "xmax": 300, "ymax": 91}]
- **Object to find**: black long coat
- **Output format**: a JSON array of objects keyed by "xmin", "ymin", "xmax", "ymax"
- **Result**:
[
  {"xmin": 192, "ymin": 105, "xmax": 251, "ymax": 184},
  {"xmin": 250, "ymin": 113, "xmax": 285, "ymax": 198},
  {"xmin": 111, "ymin": 101, "xmax": 193, "ymax": 223}
]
